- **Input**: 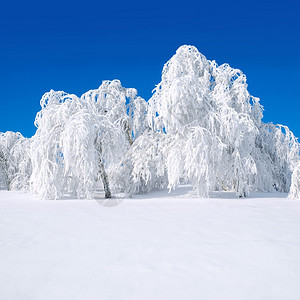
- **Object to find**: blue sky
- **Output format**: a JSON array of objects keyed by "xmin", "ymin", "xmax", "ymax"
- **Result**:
[{"xmin": 0, "ymin": 0, "xmax": 299, "ymax": 138}]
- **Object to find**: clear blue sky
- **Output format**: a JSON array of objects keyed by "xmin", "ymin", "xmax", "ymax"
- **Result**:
[{"xmin": 1, "ymin": 0, "xmax": 299, "ymax": 138}]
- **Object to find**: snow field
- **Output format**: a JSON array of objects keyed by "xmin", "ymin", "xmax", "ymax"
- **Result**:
[{"xmin": 1, "ymin": 189, "xmax": 300, "ymax": 299}]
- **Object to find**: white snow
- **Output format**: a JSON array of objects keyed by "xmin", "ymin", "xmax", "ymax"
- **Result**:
[{"xmin": 1, "ymin": 188, "xmax": 300, "ymax": 299}]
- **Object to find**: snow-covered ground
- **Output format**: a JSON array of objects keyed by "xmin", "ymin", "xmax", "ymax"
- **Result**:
[{"xmin": 1, "ymin": 187, "xmax": 300, "ymax": 300}]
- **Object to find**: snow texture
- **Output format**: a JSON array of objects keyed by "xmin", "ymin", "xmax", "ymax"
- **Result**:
[{"xmin": 1, "ymin": 188, "xmax": 300, "ymax": 300}]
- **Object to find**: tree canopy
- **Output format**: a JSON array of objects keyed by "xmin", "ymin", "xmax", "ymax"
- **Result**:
[{"xmin": 1, "ymin": 45, "xmax": 299, "ymax": 199}]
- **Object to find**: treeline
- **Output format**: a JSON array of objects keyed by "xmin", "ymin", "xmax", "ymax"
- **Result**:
[{"xmin": 1, "ymin": 45, "xmax": 299, "ymax": 199}]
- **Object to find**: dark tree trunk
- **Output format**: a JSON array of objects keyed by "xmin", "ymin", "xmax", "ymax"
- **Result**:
[
  {"xmin": 94, "ymin": 138, "xmax": 111, "ymax": 198},
  {"xmin": 99, "ymin": 157, "xmax": 111, "ymax": 198}
]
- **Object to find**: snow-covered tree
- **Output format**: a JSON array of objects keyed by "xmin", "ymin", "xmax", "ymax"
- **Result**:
[
  {"xmin": 253, "ymin": 123, "xmax": 299, "ymax": 193},
  {"xmin": 0, "ymin": 131, "xmax": 31, "ymax": 190},
  {"xmin": 289, "ymin": 161, "xmax": 300, "ymax": 199},
  {"xmin": 30, "ymin": 80, "xmax": 147, "ymax": 199},
  {"xmin": 144, "ymin": 45, "xmax": 299, "ymax": 197},
  {"xmin": 2, "ymin": 44, "xmax": 299, "ymax": 200},
  {"xmin": 81, "ymin": 80, "xmax": 148, "ymax": 196},
  {"xmin": 145, "ymin": 46, "xmax": 222, "ymax": 197},
  {"xmin": 145, "ymin": 45, "xmax": 259, "ymax": 197},
  {"xmin": 113, "ymin": 130, "xmax": 168, "ymax": 196},
  {"xmin": 10, "ymin": 136, "xmax": 32, "ymax": 191},
  {"xmin": 210, "ymin": 62, "xmax": 260, "ymax": 196}
]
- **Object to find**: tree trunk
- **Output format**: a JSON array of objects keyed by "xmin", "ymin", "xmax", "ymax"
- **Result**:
[
  {"xmin": 95, "ymin": 138, "xmax": 111, "ymax": 198},
  {"xmin": 124, "ymin": 120, "xmax": 133, "ymax": 146},
  {"xmin": 99, "ymin": 158, "xmax": 111, "ymax": 198}
]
